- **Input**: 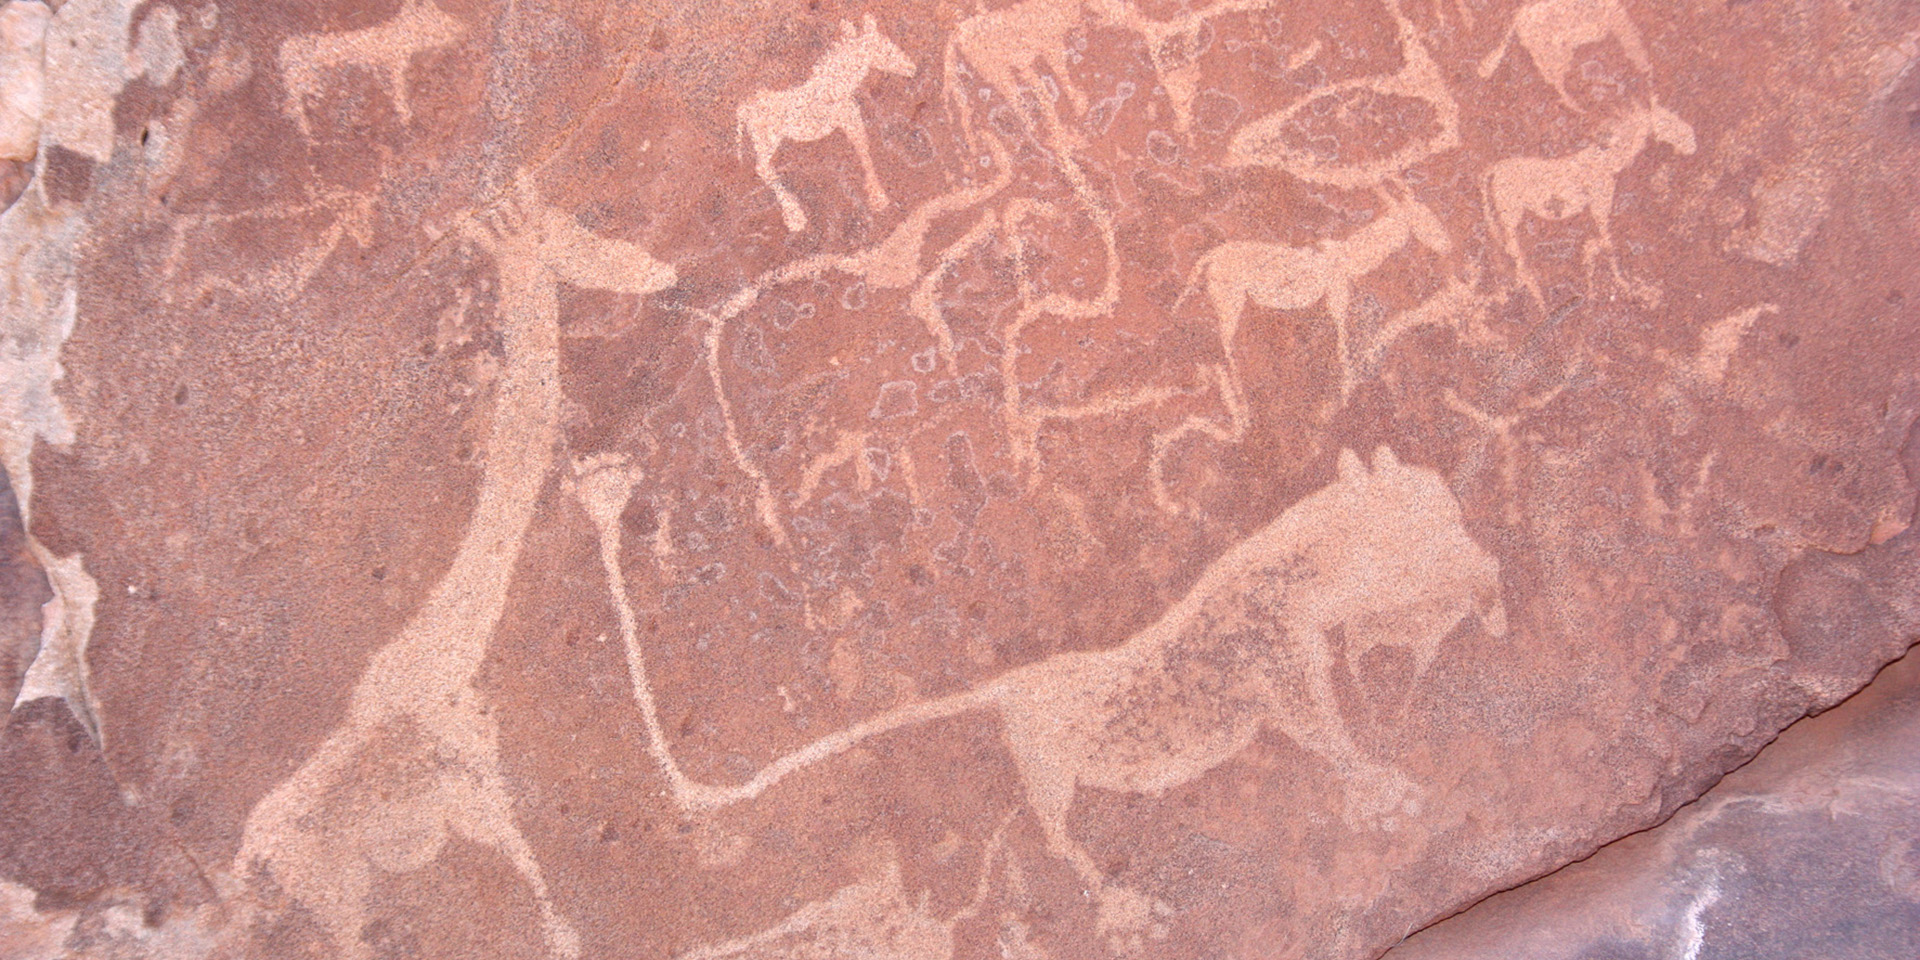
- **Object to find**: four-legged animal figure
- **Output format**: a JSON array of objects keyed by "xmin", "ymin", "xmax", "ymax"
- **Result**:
[
  {"xmin": 1478, "ymin": 0, "xmax": 1651, "ymax": 110},
  {"xmin": 278, "ymin": 0, "xmax": 463, "ymax": 136},
  {"xmin": 1483, "ymin": 99, "xmax": 1695, "ymax": 307},
  {"xmin": 583, "ymin": 447, "xmax": 1506, "ymax": 952},
  {"xmin": 233, "ymin": 183, "xmax": 676, "ymax": 960},
  {"xmin": 1180, "ymin": 187, "xmax": 1453, "ymax": 402},
  {"xmin": 738, "ymin": 15, "xmax": 916, "ymax": 232}
]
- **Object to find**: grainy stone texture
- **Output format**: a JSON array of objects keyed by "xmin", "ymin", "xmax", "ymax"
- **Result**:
[
  {"xmin": 1385, "ymin": 642, "xmax": 1920, "ymax": 960},
  {"xmin": 0, "ymin": 0, "xmax": 1916, "ymax": 958}
]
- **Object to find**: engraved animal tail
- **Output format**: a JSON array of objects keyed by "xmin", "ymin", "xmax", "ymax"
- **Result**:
[
  {"xmin": 1172, "ymin": 247, "xmax": 1214, "ymax": 320},
  {"xmin": 1477, "ymin": 20, "xmax": 1516, "ymax": 78},
  {"xmin": 680, "ymin": 675, "xmax": 1007, "ymax": 812},
  {"xmin": 1478, "ymin": 164, "xmax": 1501, "ymax": 262}
]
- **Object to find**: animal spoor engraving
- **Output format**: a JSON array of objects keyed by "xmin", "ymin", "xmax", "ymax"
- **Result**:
[
  {"xmin": 1180, "ymin": 187, "xmax": 1452, "ymax": 402},
  {"xmin": 278, "ymin": 0, "xmax": 463, "ymax": 136},
  {"xmin": 738, "ymin": 15, "xmax": 915, "ymax": 233},
  {"xmin": 1483, "ymin": 99, "xmax": 1695, "ymax": 307},
  {"xmin": 583, "ymin": 447, "xmax": 1505, "ymax": 950},
  {"xmin": 1479, "ymin": 0, "xmax": 1651, "ymax": 111}
]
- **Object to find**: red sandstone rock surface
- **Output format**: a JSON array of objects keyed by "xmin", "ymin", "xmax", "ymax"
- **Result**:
[
  {"xmin": 0, "ymin": 0, "xmax": 1916, "ymax": 957},
  {"xmin": 1387, "ymin": 643, "xmax": 1920, "ymax": 960}
]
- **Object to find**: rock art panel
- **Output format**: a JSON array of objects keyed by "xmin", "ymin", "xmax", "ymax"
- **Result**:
[{"xmin": 1, "ymin": 0, "xmax": 1917, "ymax": 958}]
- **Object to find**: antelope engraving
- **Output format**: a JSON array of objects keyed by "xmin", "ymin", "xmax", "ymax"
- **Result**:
[
  {"xmin": 278, "ymin": 0, "xmax": 463, "ymax": 136},
  {"xmin": 1179, "ymin": 187, "xmax": 1453, "ymax": 401},
  {"xmin": 579, "ymin": 447, "xmax": 1506, "ymax": 950},
  {"xmin": 737, "ymin": 16, "xmax": 916, "ymax": 233},
  {"xmin": 1478, "ymin": 0, "xmax": 1651, "ymax": 111},
  {"xmin": 1483, "ymin": 99, "xmax": 1695, "ymax": 307},
  {"xmin": 233, "ymin": 183, "xmax": 675, "ymax": 960}
]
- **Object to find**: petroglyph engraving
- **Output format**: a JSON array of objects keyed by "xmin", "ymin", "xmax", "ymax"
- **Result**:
[
  {"xmin": 1483, "ymin": 99, "xmax": 1694, "ymax": 306},
  {"xmin": 1227, "ymin": 1, "xmax": 1459, "ymax": 187},
  {"xmin": 738, "ymin": 16, "xmax": 915, "ymax": 233},
  {"xmin": 1179, "ymin": 185, "xmax": 1452, "ymax": 403},
  {"xmin": 1687, "ymin": 303, "xmax": 1777, "ymax": 385},
  {"xmin": 233, "ymin": 182, "xmax": 675, "ymax": 960},
  {"xmin": 943, "ymin": 0, "xmax": 1122, "ymax": 151},
  {"xmin": 1110, "ymin": 0, "xmax": 1271, "ymax": 135},
  {"xmin": 1478, "ymin": 0, "xmax": 1650, "ymax": 111},
  {"xmin": 674, "ymin": 825, "xmax": 1011, "ymax": 960},
  {"xmin": 278, "ymin": 0, "xmax": 463, "ymax": 136},
  {"xmin": 158, "ymin": 191, "xmax": 377, "ymax": 305},
  {"xmin": 581, "ymin": 447, "xmax": 1505, "ymax": 948}
]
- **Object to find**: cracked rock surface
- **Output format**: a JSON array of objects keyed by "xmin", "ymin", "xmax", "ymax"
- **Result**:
[{"xmin": 1, "ymin": 0, "xmax": 1917, "ymax": 958}]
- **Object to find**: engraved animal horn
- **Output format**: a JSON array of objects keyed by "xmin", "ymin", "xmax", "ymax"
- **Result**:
[{"xmin": 1338, "ymin": 448, "xmax": 1367, "ymax": 482}]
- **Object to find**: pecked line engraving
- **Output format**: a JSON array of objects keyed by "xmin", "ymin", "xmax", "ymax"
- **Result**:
[
  {"xmin": 232, "ymin": 182, "xmax": 675, "ymax": 960},
  {"xmin": 579, "ymin": 447, "xmax": 1506, "ymax": 948},
  {"xmin": 738, "ymin": 16, "xmax": 916, "ymax": 233}
]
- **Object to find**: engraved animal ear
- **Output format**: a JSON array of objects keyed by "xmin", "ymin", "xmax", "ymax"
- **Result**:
[
  {"xmin": 863, "ymin": 12, "xmax": 878, "ymax": 34},
  {"xmin": 1338, "ymin": 448, "xmax": 1367, "ymax": 482},
  {"xmin": 1482, "ymin": 596, "xmax": 1509, "ymax": 637},
  {"xmin": 841, "ymin": 19, "xmax": 857, "ymax": 40},
  {"xmin": 1373, "ymin": 445, "xmax": 1401, "ymax": 472}
]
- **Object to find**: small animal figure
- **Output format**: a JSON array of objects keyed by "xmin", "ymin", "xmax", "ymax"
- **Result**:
[
  {"xmin": 1482, "ymin": 99, "xmax": 1695, "ymax": 307},
  {"xmin": 279, "ymin": 0, "xmax": 463, "ymax": 136},
  {"xmin": 1478, "ymin": 0, "xmax": 1651, "ymax": 111},
  {"xmin": 1179, "ymin": 187, "xmax": 1453, "ymax": 401},
  {"xmin": 737, "ymin": 16, "xmax": 916, "ymax": 232},
  {"xmin": 942, "ymin": 0, "xmax": 1133, "ymax": 151}
]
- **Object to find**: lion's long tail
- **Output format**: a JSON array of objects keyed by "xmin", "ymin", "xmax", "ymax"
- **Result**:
[{"xmin": 681, "ymin": 674, "xmax": 1007, "ymax": 811}]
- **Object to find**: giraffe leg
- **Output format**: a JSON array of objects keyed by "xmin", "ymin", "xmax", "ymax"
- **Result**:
[
  {"xmin": 1504, "ymin": 206, "xmax": 1545, "ymax": 310},
  {"xmin": 447, "ymin": 763, "xmax": 582, "ymax": 960},
  {"xmin": 1328, "ymin": 286, "xmax": 1354, "ymax": 400}
]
